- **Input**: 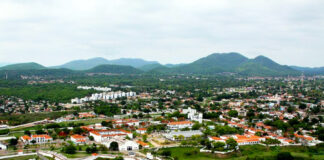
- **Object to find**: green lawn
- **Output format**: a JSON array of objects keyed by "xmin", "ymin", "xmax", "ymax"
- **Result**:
[
  {"xmin": 10, "ymin": 118, "xmax": 105, "ymax": 133},
  {"xmin": 157, "ymin": 145, "xmax": 324, "ymax": 160},
  {"xmin": 0, "ymin": 155, "xmax": 38, "ymax": 160},
  {"xmin": 63, "ymin": 152, "xmax": 91, "ymax": 158}
]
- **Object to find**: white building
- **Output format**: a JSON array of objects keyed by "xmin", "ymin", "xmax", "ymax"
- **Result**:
[
  {"xmin": 167, "ymin": 121, "xmax": 193, "ymax": 130},
  {"xmin": 71, "ymin": 134, "xmax": 87, "ymax": 144},
  {"xmin": 21, "ymin": 135, "xmax": 53, "ymax": 144},
  {"xmin": 102, "ymin": 138, "xmax": 139, "ymax": 151},
  {"xmin": 71, "ymin": 91, "xmax": 137, "ymax": 104},
  {"xmin": 90, "ymin": 129, "xmax": 133, "ymax": 143},
  {"xmin": 182, "ymin": 107, "xmax": 203, "ymax": 123},
  {"xmin": 136, "ymin": 128, "xmax": 147, "ymax": 134}
]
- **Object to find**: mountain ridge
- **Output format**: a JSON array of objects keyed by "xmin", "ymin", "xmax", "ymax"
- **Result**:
[
  {"xmin": 1, "ymin": 53, "xmax": 322, "ymax": 76},
  {"xmin": 53, "ymin": 57, "xmax": 159, "ymax": 70},
  {"xmin": 0, "ymin": 62, "xmax": 46, "ymax": 70}
]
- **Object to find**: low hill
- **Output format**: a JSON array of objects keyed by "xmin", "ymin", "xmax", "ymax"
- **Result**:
[
  {"xmin": 109, "ymin": 58, "xmax": 159, "ymax": 68},
  {"xmin": 0, "ymin": 68, "xmax": 77, "ymax": 79},
  {"xmin": 0, "ymin": 62, "xmax": 46, "ymax": 70},
  {"xmin": 86, "ymin": 64, "xmax": 143, "ymax": 74},
  {"xmin": 139, "ymin": 63, "xmax": 165, "ymax": 71},
  {"xmin": 290, "ymin": 66, "xmax": 324, "ymax": 75},
  {"xmin": 236, "ymin": 56, "xmax": 300, "ymax": 76},
  {"xmin": 53, "ymin": 57, "xmax": 109, "ymax": 70},
  {"xmin": 54, "ymin": 57, "xmax": 159, "ymax": 70}
]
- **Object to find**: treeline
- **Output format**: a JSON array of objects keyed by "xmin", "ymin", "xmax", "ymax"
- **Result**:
[
  {"xmin": 0, "ymin": 82, "xmax": 95, "ymax": 103},
  {"xmin": 0, "ymin": 111, "xmax": 70, "ymax": 125},
  {"xmin": 93, "ymin": 102, "xmax": 121, "ymax": 116}
]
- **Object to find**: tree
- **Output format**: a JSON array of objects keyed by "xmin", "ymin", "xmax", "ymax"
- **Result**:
[
  {"xmin": 228, "ymin": 110, "xmax": 238, "ymax": 117},
  {"xmin": 63, "ymin": 145, "xmax": 77, "ymax": 154},
  {"xmin": 72, "ymin": 127, "xmax": 84, "ymax": 135},
  {"xmin": 226, "ymin": 138, "xmax": 238, "ymax": 150},
  {"xmin": 213, "ymin": 142, "xmax": 225, "ymax": 151},
  {"xmin": 246, "ymin": 109, "xmax": 255, "ymax": 119},
  {"xmin": 299, "ymin": 103, "xmax": 307, "ymax": 110},
  {"xmin": 277, "ymin": 152, "xmax": 293, "ymax": 160},
  {"xmin": 142, "ymin": 134, "xmax": 148, "ymax": 142},
  {"xmin": 114, "ymin": 156, "xmax": 124, "ymax": 160},
  {"xmin": 161, "ymin": 150, "xmax": 171, "ymax": 157},
  {"xmin": 31, "ymin": 140, "xmax": 36, "ymax": 144},
  {"xmin": 0, "ymin": 129, "xmax": 9, "ymax": 135},
  {"xmin": 36, "ymin": 129, "xmax": 45, "ymax": 134},
  {"xmin": 9, "ymin": 138, "xmax": 18, "ymax": 146},
  {"xmin": 287, "ymin": 106, "xmax": 295, "ymax": 113},
  {"xmin": 102, "ymin": 121, "xmax": 113, "ymax": 128},
  {"xmin": 109, "ymin": 142, "xmax": 119, "ymax": 151}
]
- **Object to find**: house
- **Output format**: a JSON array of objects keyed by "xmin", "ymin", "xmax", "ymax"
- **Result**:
[
  {"xmin": 233, "ymin": 134, "xmax": 264, "ymax": 146},
  {"xmin": 78, "ymin": 112, "xmax": 96, "ymax": 118},
  {"xmin": 136, "ymin": 140, "xmax": 149, "ymax": 148},
  {"xmin": 294, "ymin": 134, "xmax": 318, "ymax": 146},
  {"xmin": 209, "ymin": 134, "xmax": 265, "ymax": 146},
  {"xmin": 111, "ymin": 119, "xmax": 139, "ymax": 127},
  {"xmin": 71, "ymin": 134, "xmax": 86, "ymax": 144},
  {"xmin": 90, "ymin": 129, "xmax": 133, "ymax": 142},
  {"xmin": 209, "ymin": 136, "xmax": 226, "ymax": 143},
  {"xmin": 21, "ymin": 135, "xmax": 53, "ymax": 144},
  {"xmin": 136, "ymin": 128, "xmax": 147, "ymax": 134},
  {"xmin": 167, "ymin": 121, "xmax": 193, "ymax": 130}
]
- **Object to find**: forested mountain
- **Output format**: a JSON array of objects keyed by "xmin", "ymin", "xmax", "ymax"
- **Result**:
[
  {"xmin": 54, "ymin": 57, "xmax": 159, "ymax": 70},
  {"xmin": 236, "ymin": 55, "xmax": 300, "ymax": 76},
  {"xmin": 0, "ymin": 63, "xmax": 12, "ymax": 67},
  {"xmin": 138, "ymin": 63, "xmax": 164, "ymax": 71},
  {"xmin": 52, "ymin": 57, "xmax": 109, "ymax": 70},
  {"xmin": 85, "ymin": 64, "xmax": 143, "ymax": 74},
  {"xmin": 0, "ymin": 62, "xmax": 46, "ymax": 70},
  {"xmin": 0, "ymin": 68, "xmax": 78, "ymax": 79},
  {"xmin": 0, "ymin": 53, "xmax": 318, "ymax": 77},
  {"xmin": 153, "ymin": 53, "xmax": 300, "ymax": 76},
  {"xmin": 290, "ymin": 66, "xmax": 324, "ymax": 75},
  {"xmin": 108, "ymin": 58, "xmax": 159, "ymax": 68}
]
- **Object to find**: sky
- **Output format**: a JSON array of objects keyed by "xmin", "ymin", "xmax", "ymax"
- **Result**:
[{"xmin": 0, "ymin": 0, "xmax": 323, "ymax": 67}]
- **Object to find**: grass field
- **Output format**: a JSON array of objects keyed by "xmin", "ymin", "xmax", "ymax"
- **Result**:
[
  {"xmin": 9, "ymin": 118, "xmax": 106, "ymax": 133},
  {"xmin": 0, "ymin": 155, "xmax": 38, "ymax": 160},
  {"xmin": 157, "ymin": 145, "xmax": 324, "ymax": 160}
]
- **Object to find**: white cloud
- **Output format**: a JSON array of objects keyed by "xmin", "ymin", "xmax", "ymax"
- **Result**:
[{"xmin": 0, "ymin": 0, "xmax": 323, "ymax": 67}]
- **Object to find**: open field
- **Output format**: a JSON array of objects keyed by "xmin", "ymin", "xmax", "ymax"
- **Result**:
[
  {"xmin": 0, "ymin": 155, "xmax": 38, "ymax": 160},
  {"xmin": 157, "ymin": 145, "xmax": 324, "ymax": 160}
]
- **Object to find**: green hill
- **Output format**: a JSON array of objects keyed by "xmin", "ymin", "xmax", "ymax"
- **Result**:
[
  {"xmin": 290, "ymin": 66, "xmax": 324, "ymax": 75},
  {"xmin": 53, "ymin": 57, "xmax": 110, "ymax": 70},
  {"xmin": 153, "ymin": 53, "xmax": 300, "ymax": 76},
  {"xmin": 236, "ymin": 56, "xmax": 300, "ymax": 76},
  {"xmin": 54, "ymin": 57, "xmax": 159, "ymax": 70},
  {"xmin": 139, "ymin": 63, "xmax": 165, "ymax": 71},
  {"xmin": 0, "ymin": 62, "xmax": 46, "ymax": 70},
  {"xmin": 86, "ymin": 64, "xmax": 143, "ymax": 74}
]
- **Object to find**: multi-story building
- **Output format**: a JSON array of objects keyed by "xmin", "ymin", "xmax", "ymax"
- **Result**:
[
  {"xmin": 90, "ymin": 129, "xmax": 133, "ymax": 142},
  {"xmin": 167, "ymin": 121, "xmax": 193, "ymax": 130},
  {"xmin": 21, "ymin": 135, "xmax": 53, "ymax": 144}
]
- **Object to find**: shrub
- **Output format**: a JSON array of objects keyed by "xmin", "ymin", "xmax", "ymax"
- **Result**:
[{"xmin": 277, "ymin": 152, "xmax": 293, "ymax": 160}]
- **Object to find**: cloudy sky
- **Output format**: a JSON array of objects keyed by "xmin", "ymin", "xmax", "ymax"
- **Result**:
[{"xmin": 0, "ymin": 0, "xmax": 323, "ymax": 67}]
